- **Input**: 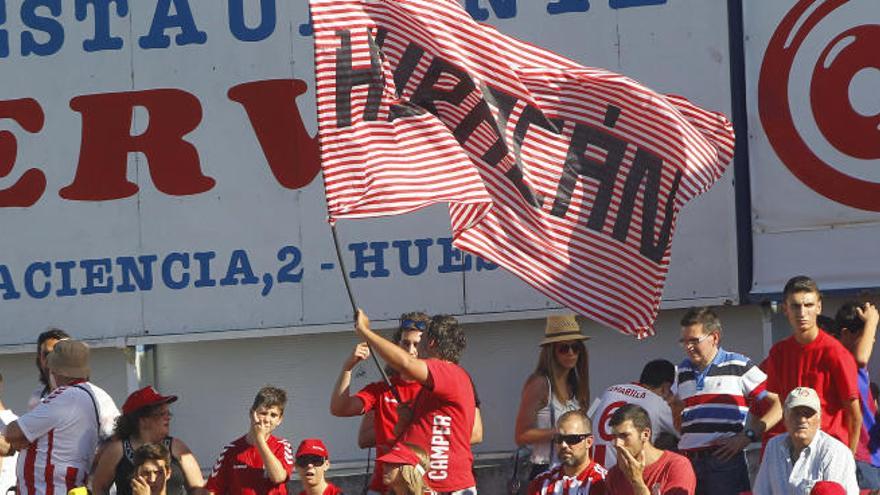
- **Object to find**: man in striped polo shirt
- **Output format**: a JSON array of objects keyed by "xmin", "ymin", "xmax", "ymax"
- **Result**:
[{"xmin": 676, "ymin": 307, "xmax": 782, "ymax": 495}]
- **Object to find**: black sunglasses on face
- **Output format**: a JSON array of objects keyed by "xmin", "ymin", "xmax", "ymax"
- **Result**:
[
  {"xmin": 400, "ymin": 319, "xmax": 427, "ymax": 331},
  {"xmin": 295, "ymin": 455, "xmax": 326, "ymax": 467},
  {"xmin": 555, "ymin": 342, "xmax": 582, "ymax": 354},
  {"xmin": 553, "ymin": 433, "xmax": 592, "ymax": 445}
]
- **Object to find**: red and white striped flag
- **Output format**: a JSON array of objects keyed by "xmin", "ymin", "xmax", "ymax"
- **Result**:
[{"xmin": 311, "ymin": 0, "xmax": 735, "ymax": 337}]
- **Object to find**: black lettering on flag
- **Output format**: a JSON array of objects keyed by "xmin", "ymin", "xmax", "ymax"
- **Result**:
[
  {"xmin": 551, "ymin": 105, "xmax": 625, "ymax": 229},
  {"xmin": 614, "ymin": 148, "xmax": 681, "ymax": 263},
  {"xmin": 482, "ymin": 84, "xmax": 545, "ymax": 208},
  {"xmin": 409, "ymin": 58, "xmax": 475, "ymax": 115},
  {"xmin": 335, "ymin": 30, "xmax": 383, "ymax": 128},
  {"xmin": 388, "ymin": 41, "xmax": 428, "ymax": 122}
]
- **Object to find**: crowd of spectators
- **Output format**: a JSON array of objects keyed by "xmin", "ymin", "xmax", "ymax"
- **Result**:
[{"xmin": 0, "ymin": 274, "xmax": 877, "ymax": 495}]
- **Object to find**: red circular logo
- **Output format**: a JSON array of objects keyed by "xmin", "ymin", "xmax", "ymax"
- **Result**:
[{"xmin": 759, "ymin": 0, "xmax": 880, "ymax": 211}]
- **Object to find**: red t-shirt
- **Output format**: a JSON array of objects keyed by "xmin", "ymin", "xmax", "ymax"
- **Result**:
[
  {"xmin": 355, "ymin": 376, "xmax": 423, "ymax": 491},
  {"xmin": 606, "ymin": 451, "xmax": 695, "ymax": 495},
  {"xmin": 205, "ymin": 435, "xmax": 294, "ymax": 495},
  {"xmin": 763, "ymin": 330, "xmax": 860, "ymax": 445},
  {"xmin": 297, "ymin": 484, "xmax": 343, "ymax": 495},
  {"xmin": 400, "ymin": 359, "xmax": 476, "ymax": 492},
  {"xmin": 527, "ymin": 461, "xmax": 607, "ymax": 495}
]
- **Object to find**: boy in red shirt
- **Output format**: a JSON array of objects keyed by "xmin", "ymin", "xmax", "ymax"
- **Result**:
[
  {"xmin": 205, "ymin": 386, "xmax": 294, "ymax": 495},
  {"xmin": 294, "ymin": 439, "xmax": 343, "ymax": 495},
  {"xmin": 356, "ymin": 310, "xmax": 477, "ymax": 494},
  {"xmin": 762, "ymin": 275, "xmax": 861, "ymax": 451}
]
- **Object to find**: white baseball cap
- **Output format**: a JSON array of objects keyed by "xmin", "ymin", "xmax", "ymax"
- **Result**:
[{"xmin": 784, "ymin": 387, "xmax": 821, "ymax": 413}]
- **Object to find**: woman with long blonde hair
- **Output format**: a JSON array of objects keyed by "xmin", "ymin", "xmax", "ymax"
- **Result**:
[
  {"xmin": 379, "ymin": 443, "xmax": 431, "ymax": 495},
  {"xmin": 514, "ymin": 315, "xmax": 590, "ymax": 479}
]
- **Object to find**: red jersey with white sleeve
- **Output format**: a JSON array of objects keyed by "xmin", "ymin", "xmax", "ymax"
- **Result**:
[
  {"xmin": 589, "ymin": 383, "xmax": 676, "ymax": 469},
  {"xmin": 355, "ymin": 376, "xmax": 422, "ymax": 492},
  {"xmin": 399, "ymin": 359, "xmax": 476, "ymax": 492},
  {"xmin": 205, "ymin": 435, "xmax": 294, "ymax": 495},
  {"xmin": 527, "ymin": 461, "xmax": 607, "ymax": 495},
  {"xmin": 15, "ymin": 381, "xmax": 120, "ymax": 495}
]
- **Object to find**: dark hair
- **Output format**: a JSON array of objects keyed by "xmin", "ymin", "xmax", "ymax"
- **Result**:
[
  {"xmin": 557, "ymin": 410, "xmax": 592, "ymax": 432},
  {"xmin": 534, "ymin": 340, "xmax": 589, "ymax": 410},
  {"xmin": 680, "ymin": 307, "xmax": 721, "ymax": 335},
  {"xmin": 783, "ymin": 275, "xmax": 821, "ymax": 302},
  {"xmin": 251, "ymin": 386, "xmax": 287, "ymax": 415},
  {"xmin": 835, "ymin": 302, "xmax": 865, "ymax": 336},
  {"xmin": 609, "ymin": 404, "xmax": 651, "ymax": 433},
  {"xmin": 871, "ymin": 382, "xmax": 880, "ymax": 403},
  {"xmin": 640, "ymin": 359, "xmax": 675, "ymax": 388},
  {"xmin": 133, "ymin": 443, "xmax": 171, "ymax": 471},
  {"xmin": 392, "ymin": 311, "xmax": 429, "ymax": 343},
  {"xmin": 818, "ymin": 315, "xmax": 839, "ymax": 336},
  {"xmin": 36, "ymin": 328, "xmax": 70, "ymax": 386},
  {"xmin": 114, "ymin": 403, "xmax": 165, "ymax": 440},
  {"xmin": 425, "ymin": 315, "xmax": 466, "ymax": 363}
]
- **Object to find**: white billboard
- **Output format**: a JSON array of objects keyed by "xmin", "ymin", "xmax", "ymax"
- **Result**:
[
  {"xmin": 744, "ymin": 0, "xmax": 880, "ymax": 295},
  {"xmin": 0, "ymin": 0, "xmax": 737, "ymax": 345}
]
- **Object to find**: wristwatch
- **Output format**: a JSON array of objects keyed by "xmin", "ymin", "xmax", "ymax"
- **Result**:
[{"xmin": 744, "ymin": 428, "xmax": 758, "ymax": 442}]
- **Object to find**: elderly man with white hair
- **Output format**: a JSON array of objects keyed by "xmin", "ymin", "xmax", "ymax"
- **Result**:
[{"xmin": 754, "ymin": 387, "xmax": 858, "ymax": 495}]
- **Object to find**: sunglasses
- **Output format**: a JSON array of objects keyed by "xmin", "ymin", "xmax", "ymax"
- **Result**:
[
  {"xmin": 678, "ymin": 333, "xmax": 713, "ymax": 348},
  {"xmin": 554, "ymin": 342, "xmax": 582, "ymax": 354},
  {"xmin": 295, "ymin": 455, "xmax": 326, "ymax": 468},
  {"xmin": 553, "ymin": 433, "xmax": 592, "ymax": 445},
  {"xmin": 400, "ymin": 319, "xmax": 427, "ymax": 331}
]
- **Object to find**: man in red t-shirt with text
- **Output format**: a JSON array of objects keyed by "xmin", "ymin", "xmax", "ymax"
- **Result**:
[
  {"xmin": 762, "ymin": 275, "xmax": 862, "ymax": 452},
  {"xmin": 330, "ymin": 312, "xmax": 428, "ymax": 494},
  {"xmin": 356, "ymin": 309, "xmax": 477, "ymax": 495}
]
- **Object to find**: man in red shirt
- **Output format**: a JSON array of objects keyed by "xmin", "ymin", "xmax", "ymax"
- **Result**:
[
  {"xmin": 294, "ymin": 439, "xmax": 343, "ymax": 495},
  {"xmin": 205, "ymin": 386, "xmax": 294, "ymax": 495},
  {"xmin": 606, "ymin": 404, "xmax": 695, "ymax": 495},
  {"xmin": 330, "ymin": 313, "xmax": 428, "ymax": 494},
  {"xmin": 355, "ymin": 309, "xmax": 477, "ymax": 495},
  {"xmin": 528, "ymin": 410, "xmax": 607, "ymax": 495},
  {"xmin": 762, "ymin": 275, "xmax": 862, "ymax": 452}
]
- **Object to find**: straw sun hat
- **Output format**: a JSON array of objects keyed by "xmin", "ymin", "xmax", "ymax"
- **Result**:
[{"xmin": 540, "ymin": 315, "xmax": 590, "ymax": 346}]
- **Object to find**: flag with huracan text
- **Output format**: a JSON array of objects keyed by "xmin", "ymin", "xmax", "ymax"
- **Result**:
[{"xmin": 311, "ymin": 0, "xmax": 735, "ymax": 337}]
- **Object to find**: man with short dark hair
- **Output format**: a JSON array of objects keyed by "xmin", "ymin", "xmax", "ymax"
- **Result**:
[
  {"xmin": 528, "ymin": 410, "xmax": 606, "ymax": 495},
  {"xmin": 0, "ymin": 340, "xmax": 120, "ymax": 495},
  {"xmin": 762, "ymin": 276, "xmax": 862, "ymax": 452},
  {"xmin": 833, "ymin": 301, "xmax": 880, "ymax": 490},
  {"xmin": 754, "ymin": 387, "xmax": 858, "ymax": 494},
  {"xmin": 605, "ymin": 404, "xmax": 695, "ymax": 495},
  {"xmin": 355, "ymin": 310, "xmax": 477, "ymax": 495},
  {"xmin": 29, "ymin": 328, "xmax": 70, "ymax": 410},
  {"xmin": 590, "ymin": 359, "xmax": 680, "ymax": 468},
  {"xmin": 131, "ymin": 443, "xmax": 172, "ymax": 495},
  {"xmin": 676, "ymin": 307, "xmax": 782, "ymax": 495}
]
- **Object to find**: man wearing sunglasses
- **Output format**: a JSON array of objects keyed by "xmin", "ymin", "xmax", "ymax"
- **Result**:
[
  {"xmin": 528, "ymin": 410, "xmax": 607, "ymax": 495},
  {"xmin": 330, "ymin": 312, "xmax": 429, "ymax": 494},
  {"xmin": 676, "ymin": 307, "xmax": 782, "ymax": 495},
  {"xmin": 294, "ymin": 439, "xmax": 342, "ymax": 495}
]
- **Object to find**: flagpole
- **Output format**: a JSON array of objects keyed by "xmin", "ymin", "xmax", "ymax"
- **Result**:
[{"xmin": 330, "ymin": 222, "xmax": 402, "ymax": 403}]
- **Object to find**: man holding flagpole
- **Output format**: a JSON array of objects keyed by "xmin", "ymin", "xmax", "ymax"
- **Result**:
[{"xmin": 354, "ymin": 309, "xmax": 477, "ymax": 495}]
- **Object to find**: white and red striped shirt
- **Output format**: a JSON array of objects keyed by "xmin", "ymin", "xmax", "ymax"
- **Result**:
[
  {"xmin": 15, "ymin": 381, "xmax": 119, "ymax": 495},
  {"xmin": 528, "ymin": 461, "xmax": 607, "ymax": 495}
]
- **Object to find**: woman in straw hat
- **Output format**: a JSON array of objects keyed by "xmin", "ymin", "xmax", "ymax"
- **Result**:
[{"xmin": 514, "ymin": 314, "xmax": 590, "ymax": 479}]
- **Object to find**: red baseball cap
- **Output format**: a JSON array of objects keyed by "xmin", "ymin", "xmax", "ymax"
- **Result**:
[
  {"xmin": 810, "ymin": 482, "xmax": 845, "ymax": 495},
  {"xmin": 122, "ymin": 386, "xmax": 178, "ymax": 415},
  {"xmin": 377, "ymin": 443, "xmax": 420, "ymax": 467},
  {"xmin": 296, "ymin": 439, "xmax": 329, "ymax": 459}
]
